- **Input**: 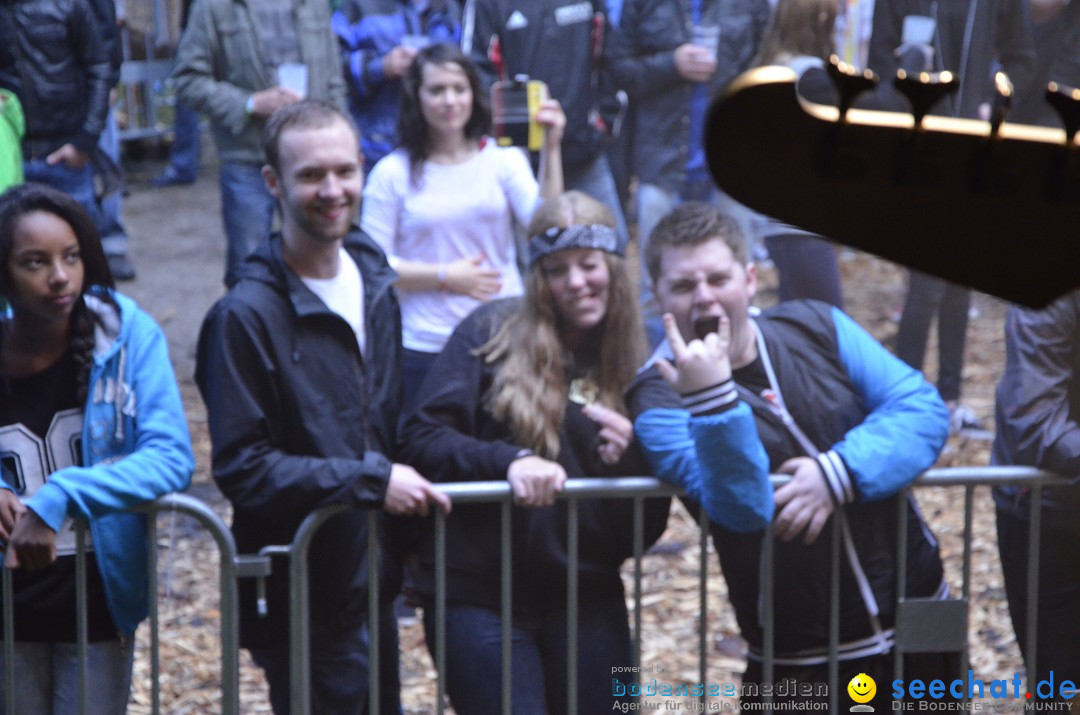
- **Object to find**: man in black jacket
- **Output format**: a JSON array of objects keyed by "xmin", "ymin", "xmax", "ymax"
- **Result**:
[
  {"xmin": 608, "ymin": 0, "xmax": 771, "ymax": 340},
  {"xmin": 462, "ymin": 0, "xmax": 630, "ymax": 248},
  {"xmin": 195, "ymin": 100, "xmax": 449, "ymax": 714},
  {"xmin": 0, "ymin": 0, "xmax": 112, "ymax": 226},
  {"xmin": 637, "ymin": 202, "xmax": 953, "ymax": 710}
]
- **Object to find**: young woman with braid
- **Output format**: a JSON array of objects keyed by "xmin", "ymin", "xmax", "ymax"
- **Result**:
[
  {"xmin": 397, "ymin": 191, "xmax": 673, "ymax": 714},
  {"xmin": 0, "ymin": 183, "xmax": 193, "ymax": 713}
]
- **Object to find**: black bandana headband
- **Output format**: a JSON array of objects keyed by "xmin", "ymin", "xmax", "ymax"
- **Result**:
[{"xmin": 526, "ymin": 224, "xmax": 623, "ymax": 268}]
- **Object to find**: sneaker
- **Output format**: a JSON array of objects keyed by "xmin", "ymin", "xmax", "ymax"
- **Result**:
[
  {"xmin": 949, "ymin": 404, "xmax": 992, "ymax": 439},
  {"xmin": 107, "ymin": 254, "xmax": 137, "ymax": 282},
  {"xmin": 150, "ymin": 167, "xmax": 196, "ymax": 188}
]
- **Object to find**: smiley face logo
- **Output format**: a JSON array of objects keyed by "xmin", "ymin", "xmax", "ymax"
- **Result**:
[{"xmin": 848, "ymin": 672, "xmax": 876, "ymax": 704}]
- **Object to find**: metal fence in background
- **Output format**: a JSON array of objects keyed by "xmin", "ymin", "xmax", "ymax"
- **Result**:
[{"xmin": 0, "ymin": 467, "xmax": 1068, "ymax": 714}]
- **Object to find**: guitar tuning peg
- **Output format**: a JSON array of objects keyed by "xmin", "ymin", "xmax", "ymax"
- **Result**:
[
  {"xmin": 893, "ymin": 69, "xmax": 960, "ymax": 129},
  {"xmin": 988, "ymin": 71, "xmax": 1013, "ymax": 140},
  {"xmin": 825, "ymin": 55, "xmax": 878, "ymax": 122},
  {"xmin": 1046, "ymin": 81, "xmax": 1080, "ymax": 147}
]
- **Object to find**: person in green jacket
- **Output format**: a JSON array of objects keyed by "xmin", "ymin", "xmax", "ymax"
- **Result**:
[{"xmin": 0, "ymin": 89, "xmax": 24, "ymax": 193}]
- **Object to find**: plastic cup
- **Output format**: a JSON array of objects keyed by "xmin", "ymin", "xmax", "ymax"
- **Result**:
[
  {"xmin": 691, "ymin": 24, "xmax": 720, "ymax": 60},
  {"xmin": 277, "ymin": 62, "xmax": 308, "ymax": 99},
  {"xmin": 901, "ymin": 15, "xmax": 936, "ymax": 45},
  {"xmin": 400, "ymin": 34, "xmax": 431, "ymax": 50}
]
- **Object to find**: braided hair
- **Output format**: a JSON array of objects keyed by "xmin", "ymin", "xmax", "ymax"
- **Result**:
[{"xmin": 0, "ymin": 183, "xmax": 117, "ymax": 403}]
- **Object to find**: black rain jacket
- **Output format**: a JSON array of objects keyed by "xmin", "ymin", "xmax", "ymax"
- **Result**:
[{"xmin": 196, "ymin": 230, "xmax": 402, "ymax": 647}]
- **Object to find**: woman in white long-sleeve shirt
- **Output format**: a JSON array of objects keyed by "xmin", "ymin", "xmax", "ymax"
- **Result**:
[{"xmin": 361, "ymin": 42, "xmax": 564, "ymax": 404}]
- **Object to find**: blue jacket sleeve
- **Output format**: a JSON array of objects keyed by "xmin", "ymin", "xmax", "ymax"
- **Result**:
[
  {"xmin": 332, "ymin": 10, "xmax": 387, "ymax": 101},
  {"xmin": 27, "ymin": 308, "xmax": 194, "ymax": 531},
  {"xmin": 635, "ymin": 402, "xmax": 772, "ymax": 532},
  {"xmin": 828, "ymin": 307, "xmax": 949, "ymax": 502}
]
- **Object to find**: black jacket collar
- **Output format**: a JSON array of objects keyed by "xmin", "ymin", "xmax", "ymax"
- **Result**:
[{"xmin": 237, "ymin": 228, "xmax": 398, "ymax": 319}]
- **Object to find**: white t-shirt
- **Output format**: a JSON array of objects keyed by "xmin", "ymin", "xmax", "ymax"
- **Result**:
[
  {"xmin": 361, "ymin": 140, "xmax": 541, "ymax": 352},
  {"xmin": 300, "ymin": 247, "xmax": 366, "ymax": 355}
]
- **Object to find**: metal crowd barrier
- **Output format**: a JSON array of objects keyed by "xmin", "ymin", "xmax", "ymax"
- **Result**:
[
  {"xmin": 0, "ymin": 493, "xmax": 240, "ymax": 715},
  {"xmin": 0, "ymin": 467, "xmax": 1068, "ymax": 713}
]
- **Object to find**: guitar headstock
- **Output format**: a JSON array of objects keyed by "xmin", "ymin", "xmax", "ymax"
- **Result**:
[{"xmin": 705, "ymin": 64, "xmax": 1080, "ymax": 307}]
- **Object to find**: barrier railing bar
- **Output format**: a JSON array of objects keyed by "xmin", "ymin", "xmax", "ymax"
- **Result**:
[
  {"xmin": 632, "ymin": 497, "xmax": 644, "ymax": 670},
  {"xmin": 894, "ymin": 492, "xmax": 908, "ymax": 685},
  {"xmin": 501, "ymin": 497, "xmax": 512, "ymax": 715},
  {"xmin": 698, "ymin": 504, "xmax": 708, "ymax": 707},
  {"xmin": 368, "ymin": 509, "xmax": 381, "ymax": 714},
  {"xmin": 567, "ymin": 497, "xmax": 579, "ymax": 715},
  {"xmin": 148, "ymin": 512, "xmax": 161, "ymax": 715},
  {"xmin": 961, "ymin": 484, "xmax": 975, "ymax": 700},
  {"xmin": 2, "ymin": 568, "xmax": 11, "ymax": 715},
  {"xmin": 136, "ymin": 493, "xmax": 243, "ymax": 715},
  {"xmin": 435, "ymin": 507, "xmax": 447, "ymax": 715},
  {"xmin": 828, "ymin": 511, "xmax": 841, "ymax": 713},
  {"xmin": 287, "ymin": 504, "xmax": 349, "ymax": 715},
  {"xmin": 435, "ymin": 477, "xmax": 681, "ymax": 502},
  {"xmin": 761, "ymin": 526, "xmax": 775, "ymax": 694},
  {"xmin": 1026, "ymin": 485, "xmax": 1042, "ymax": 688},
  {"xmin": 914, "ymin": 467, "xmax": 1065, "ymax": 486},
  {"xmin": 75, "ymin": 521, "xmax": 88, "ymax": 715}
]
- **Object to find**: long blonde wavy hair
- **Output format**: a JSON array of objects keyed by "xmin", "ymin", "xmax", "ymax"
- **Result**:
[{"xmin": 478, "ymin": 191, "xmax": 646, "ymax": 459}]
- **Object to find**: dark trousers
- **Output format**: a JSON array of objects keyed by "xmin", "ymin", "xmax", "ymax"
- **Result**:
[
  {"xmin": 997, "ymin": 508, "xmax": 1080, "ymax": 701},
  {"xmin": 895, "ymin": 271, "xmax": 970, "ymax": 402},
  {"xmin": 763, "ymin": 234, "xmax": 844, "ymax": 309},
  {"xmin": 248, "ymin": 609, "xmax": 402, "ymax": 715},
  {"xmin": 422, "ymin": 598, "xmax": 634, "ymax": 714}
]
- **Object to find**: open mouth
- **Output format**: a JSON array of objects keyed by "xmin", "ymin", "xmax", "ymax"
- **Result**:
[{"xmin": 693, "ymin": 316, "xmax": 719, "ymax": 340}]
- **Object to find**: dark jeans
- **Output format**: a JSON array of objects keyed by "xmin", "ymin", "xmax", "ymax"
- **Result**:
[
  {"xmin": 167, "ymin": 101, "xmax": 202, "ymax": 182},
  {"xmin": 422, "ymin": 598, "xmax": 634, "ymax": 714},
  {"xmin": 895, "ymin": 271, "xmax": 970, "ymax": 402},
  {"xmin": 220, "ymin": 162, "xmax": 276, "ymax": 287},
  {"xmin": 23, "ymin": 158, "xmax": 102, "ymax": 229},
  {"xmin": 997, "ymin": 508, "xmax": 1080, "ymax": 700},
  {"xmin": 97, "ymin": 108, "xmax": 129, "ymax": 258},
  {"xmin": 248, "ymin": 610, "xmax": 402, "ymax": 715},
  {"xmin": 741, "ymin": 651, "xmax": 960, "ymax": 710},
  {"xmin": 763, "ymin": 234, "xmax": 844, "ymax": 309}
]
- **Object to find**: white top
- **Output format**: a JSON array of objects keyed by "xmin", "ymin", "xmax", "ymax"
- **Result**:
[
  {"xmin": 361, "ymin": 141, "xmax": 541, "ymax": 352},
  {"xmin": 300, "ymin": 247, "xmax": 366, "ymax": 356}
]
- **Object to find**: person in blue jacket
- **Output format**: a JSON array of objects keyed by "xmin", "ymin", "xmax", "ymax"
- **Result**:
[
  {"xmin": 332, "ymin": 0, "xmax": 461, "ymax": 167},
  {"xmin": 635, "ymin": 202, "xmax": 953, "ymax": 710},
  {"xmin": 0, "ymin": 182, "xmax": 193, "ymax": 713}
]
